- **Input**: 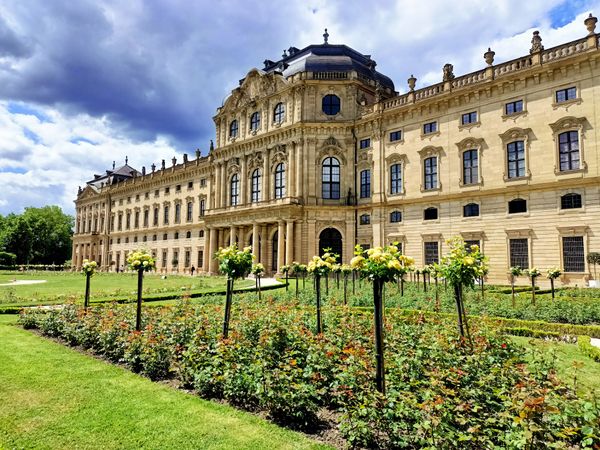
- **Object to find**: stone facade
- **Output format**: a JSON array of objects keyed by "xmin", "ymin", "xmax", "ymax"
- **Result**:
[{"xmin": 73, "ymin": 17, "xmax": 600, "ymax": 286}]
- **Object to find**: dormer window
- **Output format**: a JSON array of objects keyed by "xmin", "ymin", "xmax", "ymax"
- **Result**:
[
  {"xmin": 229, "ymin": 120, "xmax": 238, "ymax": 138},
  {"xmin": 250, "ymin": 112, "xmax": 260, "ymax": 132},
  {"xmin": 322, "ymin": 94, "xmax": 340, "ymax": 115}
]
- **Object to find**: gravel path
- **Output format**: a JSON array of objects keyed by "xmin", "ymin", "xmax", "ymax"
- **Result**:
[{"xmin": 0, "ymin": 280, "xmax": 47, "ymax": 286}]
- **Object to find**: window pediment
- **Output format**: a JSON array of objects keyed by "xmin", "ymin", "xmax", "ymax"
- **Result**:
[
  {"xmin": 549, "ymin": 116, "xmax": 586, "ymax": 134},
  {"xmin": 385, "ymin": 153, "xmax": 407, "ymax": 165},
  {"xmin": 499, "ymin": 127, "xmax": 532, "ymax": 143},
  {"xmin": 418, "ymin": 145, "xmax": 444, "ymax": 158},
  {"xmin": 455, "ymin": 137, "xmax": 485, "ymax": 152}
]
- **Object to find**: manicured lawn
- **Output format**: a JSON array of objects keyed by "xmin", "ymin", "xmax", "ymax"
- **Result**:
[
  {"xmin": 0, "ymin": 272, "xmax": 253, "ymax": 307},
  {"xmin": 0, "ymin": 315, "xmax": 328, "ymax": 450},
  {"xmin": 510, "ymin": 335, "xmax": 600, "ymax": 398}
]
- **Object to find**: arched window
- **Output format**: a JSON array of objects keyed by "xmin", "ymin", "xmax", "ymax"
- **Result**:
[
  {"xmin": 360, "ymin": 169, "xmax": 371, "ymax": 198},
  {"xmin": 507, "ymin": 141, "xmax": 525, "ymax": 178},
  {"xmin": 390, "ymin": 210, "xmax": 402, "ymax": 223},
  {"xmin": 274, "ymin": 163, "xmax": 286, "ymax": 199},
  {"xmin": 230, "ymin": 174, "xmax": 239, "ymax": 206},
  {"xmin": 250, "ymin": 112, "xmax": 261, "ymax": 131},
  {"xmin": 558, "ymin": 131, "xmax": 580, "ymax": 171},
  {"xmin": 229, "ymin": 120, "xmax": 238, "ymax": 138},
  {"xmin": 273, "ymin": 102, "xmax": 285, "ymax": 123},
  {"xmin": 390, "ymin": 163, "xmax": 402, "ymax": 194},
  {"xmin": 463, "ymin": 203, "xmax": 480, "ymax": 217},
  {"xmin": 508, "ymin": 198, "xmax": 527, "ymax": 214},
  {"xmin": 424, "ymin": 157, "xmax": 437, "ymax": 190},
  {"xmin": 251, "ymin": 169, "xmax": 261, "ymax": 202},
  {"xmin": 462, "ymin": 150, "xmax": 478, "ymax": 185},
  {"xmin": 560, "ymin": 193, "xmax": 582, "ymax": 209},
  {"xmin": 322, "ymin": 94, "xmax": 340, "ymax": 115},
  {"xmin": 319, "ymin": 228, "xmax": 343, "ymax": 261},
  {"xmin": 322, "ymin": 157, "xmax": 340, "ymax": 199},
  {"xmin": 424, "ymin": 207, "xmax": 438, "ymax": 220}
]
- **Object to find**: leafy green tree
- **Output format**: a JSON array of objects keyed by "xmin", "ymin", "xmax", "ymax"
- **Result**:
[{"xmin": 0, "ymin": 206, "xmax": 73, "ymax": 264}]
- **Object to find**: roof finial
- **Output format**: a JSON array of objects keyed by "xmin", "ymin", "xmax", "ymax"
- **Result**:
[
  {"xmin": 125, "ymin": 155, "xmax": 128, "ymax": 165},
  {"xmin": 282, "ymin": 49, "xmax": 287, "ymax": 58},
  {"xmin": 323, "ymin": 28, "xmax": 329, "ymax": 44},
  {"xmin": 112, "ymin": 161, "xmax": 115, "ymax": 170}
]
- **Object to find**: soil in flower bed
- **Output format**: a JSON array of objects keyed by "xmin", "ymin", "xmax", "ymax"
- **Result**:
[{"xmin": 20, "ymin": 299, "xmax": 600, "ymax": 449}]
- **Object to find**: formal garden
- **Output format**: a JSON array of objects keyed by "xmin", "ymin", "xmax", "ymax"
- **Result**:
[{"xmin": 2, "ymin": 240, "xmax": 600, "ymax": 449}]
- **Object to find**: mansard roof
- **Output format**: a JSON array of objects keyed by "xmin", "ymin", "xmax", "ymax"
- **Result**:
[{"xmin": 262, "ymin": 43, "xmax": 395, "ymax": 91}]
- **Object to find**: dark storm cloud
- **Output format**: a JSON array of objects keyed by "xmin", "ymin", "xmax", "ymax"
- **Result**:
[
  {"xmin": 0, "ymin": 14, "xmax": 32, "ymax": 58},
  {"xmin": 0, "ymin": 0, "xmax": 313, "ymax": 151}
]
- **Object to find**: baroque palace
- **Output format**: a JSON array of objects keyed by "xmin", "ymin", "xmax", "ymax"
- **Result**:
[{"xmin": 73, "ymin": 17, "xmax": 600, "ymax": 285}]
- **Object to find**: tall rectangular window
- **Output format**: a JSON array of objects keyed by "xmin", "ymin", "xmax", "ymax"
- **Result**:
[
  {"xmin": 197, "ymin": 250, "xmax": 204, "ymax": 268},
  {"xmin": 462, "ymin": 150, "xmax": 478, "ymax": 185},
  {"xmin": 509, "ymin": 238, "xmax": 529, "ymax": 268},
  {"xmin": 390, "ymin": 163, "xmax": 402, "ymax": 194},
  {"xmin": 126, "ymin": 213, "xmax": 131, "ymax": 229},
  {"xmin": 424, "ymin": 242, "xmax": 439, "ymax": 264},
  {"xmin": 558, "ymin": 131, "xmax": 580, "ymax": 171},
  {"xmin": 507, "ymin": 141, "xmax": 525, "ymax": 178},
  {"xmin": 562, "ymin": 236, "xmax": 585, "ymax": 272},
  {"xmin": 175, "ymin": 203, "xmax": 181, "ymax": 223},
  {"xmin": 163, "ymin": 205, "xmax": 169, "ymax": 225},
  {"xmin": 186, "ymin": 202, "xmax": 193, "ymax": 222},
  {"xmin": 424, "ymin": 157, "xmax": 437, "ymax": 190},
  {"xmin": 199, "ymin": 199, "xmax": 206, "ymax": 216},
  {"xmin": 153, "ymin": 207, "xmax": 159, "ymax": 226},
  {"xmin": 143, "ymin": 209, "xmax": 149, "ymax": 227},
  {"xmin": 185, "ymin": 250, "xmax": 191, "ymax": 268},
  {"xmin": 134, "ymin": 211, "xmax": 139, "ymax": 228},
  {"xmin": 360, "ymin": 169, "xmax": 371, "ymax": 198}
]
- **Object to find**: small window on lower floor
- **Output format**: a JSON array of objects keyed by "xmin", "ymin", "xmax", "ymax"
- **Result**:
[
  {"xmin": 562, "ymin": 236, "xmax": 585, "ymax": 272},
  {"xmin": 186, "ymin": 231, "xmax": 191, "ymax": 239},
  {"xmin": 199, "ymin": 230, "xmax": 205, "ymax": 237},
  {"xmin": 508, "ymin": 198, "xmax": 527, "ymax": 214},
  {"xmin": 509, "ymin": 238, "xmax": 529, "ymax": 268},
  {"xmin": 424, "ymin": 207, "xmax": 438, "ymax": 220},
  {"xmin": 390, "ymin": 211, "xmax": 402, "ymax": 223},
  {"xmin": 463, "ymin": 203, "xmax": 480, "ymax": 217},
  {"xmin": 424, "ymin": 241, "xmax": 439, "ymax": 264},
  {"xmin": 360, "ymin": 214, "xmax": 371, "ymax": 225},
  {"xmin": 560, "ymin": 193, "xmax": 582, "ymax": 210},
  {"xmin": 163, "ymin": 233, "xmax": 168, "ymax": 240},
  {"xmin": 152, "ymin": 234, "xmax": 157, "ymax": 241}
]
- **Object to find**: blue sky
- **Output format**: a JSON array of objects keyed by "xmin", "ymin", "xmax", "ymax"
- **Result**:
[{"xmin": 0, "ymin": 0, "xmax": 598, "ymax": 216}]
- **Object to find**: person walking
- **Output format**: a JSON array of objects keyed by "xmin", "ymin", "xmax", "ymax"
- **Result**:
[{"xmin": 190, "ymin": 265, "xmax": 196, "ymax": 276}]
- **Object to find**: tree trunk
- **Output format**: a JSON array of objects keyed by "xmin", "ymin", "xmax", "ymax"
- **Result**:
[
  {"xmin": 222, "ymin": 278, "xmax": 234, "ymax": 338},
  {"xmin": 423, "ymin": 273, "xmax": 427, "ymax": 292},
  {"xmin": 343, "ymin": 273, "xmax": 348, "ymax": 305},
  {"xmin": 315, "ymin": 274, "xmax": 322, "ymax": 334},
  {"xmin": 550, "ymin": 278, "xmax": 555, "ymax": 301},
  {"xmin": 401, "ymin": 275, "xmax": 404, "ymax": 297},
  {"xmin": 336, "ymin": 272, "xmax": 340, "ymax": 289},
  {"xmin": 285, "ymin": 273, "xmax": 288, "ymax": 292},
  {"xmin": 135, "ymin": 269, "xmax": 143, "ymax": 331},
  {"xmin": 84, "ymin": 272, "xmax": 91, "ymax": 309},
  {"xmin": 256, "ymin": 276, "xmax": 261, "ymax": 300},
  {"xmin": 373, "ymin": 278, "xmax": 386, "ymax": 394},
  {"xmin": 453, "ymin": 282, "xmax": 465, "ymax": 338},
  {"xmin": 352, "ymin": 270, "xmax": 356, "ymax": 295},
  {"xmin": 480, "ymin": 277, "xmax": 485, "ymax": 300},
  {"xmin": 434, "ymin": 276, "xmax": 439, "ymax": 310},
  {"xmin": 531, "ymin": 278, "xmax": 536, "ymax": 306},
  {"xmin": 325, "ymin": 274, "xmax": 329, "ymax": 296},
  {"xmin": 511, "ymin": 276, "xmax": 516, "ymax": 308},
  {"xmin": 295, "ymin": 275, "xmax": 299, "ymax": 298}
]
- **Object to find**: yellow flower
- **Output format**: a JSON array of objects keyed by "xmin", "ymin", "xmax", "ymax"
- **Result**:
[
  {"xmin": 350, "ymin": 255, "xmax": 365, "ymax": 269},
  {"xmin": 464, "ymin": 256, "xmax": 474, "ymax": 266},
  {"xmin": 387, "ymin": 259, "xmax": 401, "ymax": 270}
]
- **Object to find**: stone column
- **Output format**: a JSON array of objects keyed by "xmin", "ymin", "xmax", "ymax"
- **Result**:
[
  {"xmin": 214, "ymin": 162, "xmax": 221, "ymax": 209},
  {"xmin": 252, "ymin": 223, "xmax": 259, "ymax": 260},
  {"xmin": 296, "ymin": 140, "xmax": 303, "ymax": 202},
  {"xmin": 230, "ymin": 226, "xmax": 237, "ymax": 246},
  {"xmin": 345, "ymin": 219, "xmax": 355, "ymax": 264},
  {"xmin": 209, "ymin": 228, "xmax": 219, "ymax": 273},
  {"xmin": 288, "ymin": 143, "xmax": 296, "ymax": 198},
  {"xmin": 260, "ymin": 224, "xmax": 268, "ymax": 264},
  {"xmin": 220, "ymin": 162, "xmax": 227, "ymax": 207},
  {"xmin": 240, "ymin": 154, "xmax": 247, "ymax": 204},
  {"xmin": 263, "ymin": 149, "xmax": 270, "ymax": 202},
  {"xmin": 286, "ymin": 220, "xmax": 294, "ymax": 264},
  {"xmin": 203, "ymin": 228, "xmax": 211, "ymax": 272},
  {"xmin": 307, "ymin": 220, "xmax": 317, "ymax": 259},
  {"xmin": 277, "ymin": 220, "xmax": 285, "ymax": 271}
]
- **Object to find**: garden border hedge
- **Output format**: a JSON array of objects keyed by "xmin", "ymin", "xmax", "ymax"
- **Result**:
[{"xmin": 578, "ymin": 335, "xmax": 600, "ymax": 362}]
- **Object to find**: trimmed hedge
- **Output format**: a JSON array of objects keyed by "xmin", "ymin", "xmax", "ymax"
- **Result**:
[{"xmin": 578, "ymin": 335, "xmax": 600, "ymax": 362}]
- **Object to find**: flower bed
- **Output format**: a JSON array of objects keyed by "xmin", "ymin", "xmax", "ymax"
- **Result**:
[{"xmin": 20, "ymin": 301, "xmax": 599, "ymax": 448}]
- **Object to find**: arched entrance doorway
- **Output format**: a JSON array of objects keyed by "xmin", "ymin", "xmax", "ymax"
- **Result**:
[{"xmin": 319, "ymin": 228, "xmax": 343, "ymax": 261}]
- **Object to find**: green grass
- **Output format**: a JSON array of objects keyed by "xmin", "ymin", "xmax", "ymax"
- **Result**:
[
  {"xmin": 0, "ymin": 315, "xmax": 329, "ymax": 450},
  {"xmin": 510, "ymin": 335, "xmax": 600, "ymax": 399},
  {"xmin": 0, "ymin": 272, "xmax": 253, "ymax": 307}
]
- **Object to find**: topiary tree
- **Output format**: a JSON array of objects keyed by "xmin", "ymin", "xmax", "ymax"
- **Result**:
[
  {"xmin": 307, "ymin": 254, "xmax": 333, "ymax": 334},
  {"xmin": 526, "ymin": 267, "xmax": 541, "ymax": 305},
  {"xmin": 215, "ymin": 244, "xmax": 253, "ymax": 338},
  {"xmin": 509, "ymin": 266, "xmax": 523, "ymax": 307},
  {"xmin": 547, "ymin": 268, "xmax": 561, "ymax": 300},
  {"xmin": 351, "ymin": 242, "xmax": 409, "ymax": 394},
  {"xmin": 587, "ymin": 252, "xmax": 600, "ymax": 280},
  {"xmin": 126, "ymin": 249, "xmax": 156, "ymax": 331},
  {"xmin": 81, "ymin": 259, "xmax": 97, "ymax": 309},
  {"xmin": 437, "ymin": 237, "xmax": 488, "ymax": 340},
  {"xmin": 251, "ymin": 263, "xmax": 264, "ymax": 300}
]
